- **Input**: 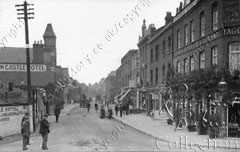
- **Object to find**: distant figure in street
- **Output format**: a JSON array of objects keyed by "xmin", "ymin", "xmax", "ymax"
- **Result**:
[
  {"xmin": 119, "ymin": 104, "xmax": 123, "ymax": 118},
  {"xmin": 95, "ymin": 103, "xmax": 98, "ymax": 112},
  {"xmin": 87, "ymin": 102, "xmax": 91, "ymax": 113},
  {"xmin": 115, "ymin": 104, "xmax": 119, "ymax": 116},
  {"xmin": 54, "ymin": 107, "xmax": 61, "ymax": 123},
  {"xmin": 100, "ymin": 105, "xmax": 105, "ymax": 119},
  {"xmin": 21, "ymin": 116, "xmax": 30, "ymax": 150},
  {"xmin": 107, "ymin": 108, "xmax": 113, "ymax": 119},
  {"xmin": 129, "ymin": 104, "xmax": 133, "ymax": 115},
  {"xmin": 21, "ymin": 112, "xmax": 30, "ymax": 145},
  {"xmin": 39, "ymin": 114, "xmax": 50, "ymax": 150}
]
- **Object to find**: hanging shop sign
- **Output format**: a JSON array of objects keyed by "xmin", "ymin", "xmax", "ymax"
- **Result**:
[{"xmin": 0, "ymin": 64, "xmax": 47, "ymax": 72}]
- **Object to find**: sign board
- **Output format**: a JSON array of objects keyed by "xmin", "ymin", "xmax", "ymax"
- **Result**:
[
  {"xmin": 0, "ymin": 64, "xmax": 47, "ymax": 72},
  {"xmin": 0, "ymin": 105, "xmax": 33, "ymax": 137}
]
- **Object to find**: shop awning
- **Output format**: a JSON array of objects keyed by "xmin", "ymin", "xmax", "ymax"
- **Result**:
[
  {"xmin": 119, "ymin": 89, "xmax": 132, "ymax": 101},
  {"xmin": 114, "ymin": 92, "xmax": 122, "ymax": 100}
]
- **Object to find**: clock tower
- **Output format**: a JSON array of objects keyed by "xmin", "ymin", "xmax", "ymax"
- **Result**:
[
  {"xmin": 43, "ymin": 24, "xmax": 57, "ymax": 67},
  {"xmin": 43, "ymin": 23, "xmax": 56, "ymax": 48}
]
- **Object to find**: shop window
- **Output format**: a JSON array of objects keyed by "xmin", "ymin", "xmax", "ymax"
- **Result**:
[{"xmin": 229, "ymin": 42, "xmax": 240, "ymax": 73}]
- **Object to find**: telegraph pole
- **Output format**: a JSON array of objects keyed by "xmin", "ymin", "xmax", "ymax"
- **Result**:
[{"xmin": 15, "ymin": 1, "xmax": 35, "ymax": 132}]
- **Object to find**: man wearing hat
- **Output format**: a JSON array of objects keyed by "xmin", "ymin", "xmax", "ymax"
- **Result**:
[
  {"xmin": 21, "ymin": 112, "xmax": 30, "ymax": 145},
  {"xmin": 21, "ymin": 115, "xmax": 30, "ymax": 150},
  {"xmin": 39, "ymin": 114, "xmax": 50, "ymax": 150}
]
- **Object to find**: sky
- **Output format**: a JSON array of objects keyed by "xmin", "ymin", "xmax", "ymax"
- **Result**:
[{"xmin": 0, "ymin": 0, "xmax": 182, "ymax": 84}]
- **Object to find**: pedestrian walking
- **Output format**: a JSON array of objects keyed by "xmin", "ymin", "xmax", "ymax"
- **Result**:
[
  {"xmin": 100, "ymin": 105, "xmax": 105, "ymax": 119},
  {"xmin": 54, "ymin": 107, "xmax": 61, "ymax": 123},
  {"xmin": 21, "ymin": 112, "xmax": 30, "ymax": 145},
  {"xmin": 21, "ymin": 116, "xmax": 30, "ymax": 150},
  {"xmin": 119, "ymin": 104, "xmax": 123, "ymax": 118},
  {"xmin": 95, "ymin": 103, "xmax": 98, "ymax": 112},
  {"xmin": 87, "ymin": 102, "xmax": 91, "ymax": 113},
  {"xmin": 115, "ymin": 104, "xmax": 119, "ymax": 116},
  {"xmin": 39, "ymin": 114, "xmax": 50, "ymax": 150}
]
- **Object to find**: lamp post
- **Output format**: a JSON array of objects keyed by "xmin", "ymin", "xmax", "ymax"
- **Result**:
[{"xmin": 218, "ymin": 77, "xmax": 228, "ymax": 137}]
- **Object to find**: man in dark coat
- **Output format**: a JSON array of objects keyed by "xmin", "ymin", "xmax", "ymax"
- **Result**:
[
  {"xmin": 119, "ymin": 104, "xmax": 123, "ymax": 118},
  {"xmin": 54, "ymin": 107, "xmax": 61, "ymax": 123},
  {"xmin": 21, "ymin": 112, "xmax": 30, "ymax": 145},
  {"xmin": 21, "ymin": 116, "xmax": 30, "ymax": 150},
  {"xmin": 87, "ymin": 102, "xmax": 91, "ymax": 113},
  {"xmin": 39, "ymin": 114, "xmax": 50, "ymax": 150},
  {"xmin": 115, "ymin": 104, "xmax": 119, "ymax": 116}
]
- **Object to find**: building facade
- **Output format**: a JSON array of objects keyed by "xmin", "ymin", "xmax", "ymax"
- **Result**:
[{"xmin": 136, "ymin": 0, "xmax": 240, "ymax": 137}]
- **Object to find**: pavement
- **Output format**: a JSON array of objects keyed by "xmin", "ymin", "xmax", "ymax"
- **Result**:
[
  {"xmin": 0, "ymin": 103, "xmax": 78, "ymax": 146},
  {"xmin": 112, "ymin": 110, "xmax": 240, "ymax": 151}
]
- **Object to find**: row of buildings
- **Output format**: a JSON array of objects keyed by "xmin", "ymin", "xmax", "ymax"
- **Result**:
[
  {"xmin": 0, "ymin": 24, "xmax": 78, "ymax": 137},
  {"xmin": 106, "ymin": 0, "xmax": 240, "ymax": 138}
]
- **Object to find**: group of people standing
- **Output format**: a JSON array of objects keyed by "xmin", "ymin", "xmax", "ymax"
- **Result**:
[
  {"xmin": 21, "ymin": 108, "xmax": 59, "ymax": 150},
  {"xmin": 114, "ymin": 103, "xmax": 132, "ymax": 117}
]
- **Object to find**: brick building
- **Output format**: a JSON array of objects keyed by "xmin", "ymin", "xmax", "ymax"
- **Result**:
[
  {"xmin": 114, "ymin": 49, "xmax": 139, "ymax": 107},
  {"xmin": 137, "ymin": 20, "xmax": 156, "ymax": 110},
  {"xmin": 136, "ymin": 0, "xmax": 240, "ymax": 137}
]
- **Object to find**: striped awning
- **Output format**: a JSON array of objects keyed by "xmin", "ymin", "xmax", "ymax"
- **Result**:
[{"xmin": 119, "ymin": 89, "xmax": 132, "ymax": 101}]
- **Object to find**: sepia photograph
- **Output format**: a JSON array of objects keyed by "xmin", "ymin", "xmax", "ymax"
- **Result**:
[{"xmin": 0, "ymin": 0, "xmax": 240, "ymax": 151}]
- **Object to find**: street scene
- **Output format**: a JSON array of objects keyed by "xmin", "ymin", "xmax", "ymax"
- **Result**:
[{"xmin": 1, "ymin": 0, "xmax": 240, "ymax": 151}]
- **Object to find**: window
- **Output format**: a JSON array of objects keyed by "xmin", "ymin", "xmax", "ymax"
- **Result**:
[
  {"xmin": 168, "ymin": 36, "xmax": 171, "ymax": 53},
  {"xmin": 162, "ymin": 40, "xmax": 166, "ymax": 57},
  {"xmin": 184, "ymin": 58, "xmax": 189, "ymax": 73},
  {"xmin": 190, "ymin": 56, "xmax": 195, "ymax": 71},
  {"xmin": 177, "ymin": 30, "xmax": 181, "ymax": 49},
  {"xmin": 184, "ymin": 24, "xmax": 189, "ymax": 45},
  {"xmin": 155, "ymin": 68, "xmax": 158, "ymax": 84},
  {"xmin": 199, "ymin": 51, "xmax": 205, "ymax": 69},
  {"xmin": 150, "ymin": 70, "xmax": 153, "ymax": 84},
  {"xmin": 155, "ymin": 45, "xmax": 159, "ymax": 61},
  {"xmin": 176, "ymin": 61, "xmax": 181, "ymax": 73},
  {"xmin": 150, "ymin": 49, "xmax": 153, "ymax": 63},
  {"xmin": 190, "ymin": 20, "xmax": 195, "ymax": 42},
  {"xmin": 162, "ymin": 65, "xmax": 165, "ymax": 81},
  {"xmin": 212, "ymin": 2, "xmax": 218, "ymax": 31},
  {"xmin": 200, "ymin": 11, "xmax": 205, "ymax": 37},
  {"xmin": 229, "ymin": 42, "xmax": 240, "ymax": 72},
  {"xmin": 211, "ymin": 46, "xmax": 218, "ymax": 66}
]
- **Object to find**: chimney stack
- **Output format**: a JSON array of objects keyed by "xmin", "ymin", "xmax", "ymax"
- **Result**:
[{"xmin": 165, "ymin": 12, "xmax": 173, "ymax": 25}]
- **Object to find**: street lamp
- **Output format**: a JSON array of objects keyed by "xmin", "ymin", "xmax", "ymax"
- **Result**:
[{"xmin": 218, "ymin": 77, "xmax": 228, "ymax": 137}]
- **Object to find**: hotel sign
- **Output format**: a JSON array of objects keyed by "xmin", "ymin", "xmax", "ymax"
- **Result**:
[{"xmin": 0, "ymin": 64, "xmax": 47, "ymax": 72}]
